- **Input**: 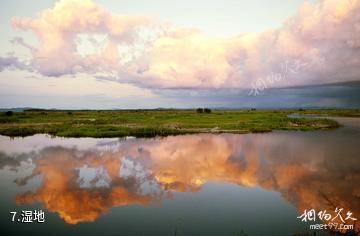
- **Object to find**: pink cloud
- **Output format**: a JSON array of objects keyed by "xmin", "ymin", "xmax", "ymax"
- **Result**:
[
  {"xmin": 11, "ymin": 0, "xmax": 150, "ymax": 76},
  {"xmin": 9, "ymin": 0, "xmax": 360, "ymax": 89}
]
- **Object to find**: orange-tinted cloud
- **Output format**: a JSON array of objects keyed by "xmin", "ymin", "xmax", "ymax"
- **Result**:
[
  {"xmin": 15, "ymin": 147, "xmax": 152, "ymax": 224},
  {"xmin": 9, "ymin": 0, "xmax": 360, "ymax": 89}
]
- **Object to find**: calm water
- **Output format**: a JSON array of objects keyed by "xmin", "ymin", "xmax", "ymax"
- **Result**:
[{"xmin": 1, "ymin": 118, "xmax": 359, "ymax": 236}]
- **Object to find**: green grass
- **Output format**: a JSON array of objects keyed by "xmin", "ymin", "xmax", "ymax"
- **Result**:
[{"xmin": 0, "ymin": 108, "xmax": 355, "ymax": 138}]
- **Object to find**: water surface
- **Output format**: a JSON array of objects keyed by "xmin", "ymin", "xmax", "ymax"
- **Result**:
[{"xmin": 1, "ymin": 118, "xmax": 359, "ymax": 235}]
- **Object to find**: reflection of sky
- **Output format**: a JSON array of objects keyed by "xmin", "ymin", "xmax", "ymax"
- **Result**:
[{"xmin": 0, "ymin": 118, "xmax": 359, "ymax": 234}]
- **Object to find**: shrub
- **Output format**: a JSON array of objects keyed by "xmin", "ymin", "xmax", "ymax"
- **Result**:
[
  {"xmin": 204, "ymin": 108, "xmax": 211, "ymax": 113},
  {"xmin": 196, "ymin": 108, "xmax": 204, "ymax": 113},
  {"xmin": 5, "ymin": 111, "xmax": 13, "ymax": 116}
]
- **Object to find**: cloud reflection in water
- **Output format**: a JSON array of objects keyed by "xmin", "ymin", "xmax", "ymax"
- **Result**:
[{"xmin": 0, "ymin": 126, "xmax": 359, "ymax": 229}]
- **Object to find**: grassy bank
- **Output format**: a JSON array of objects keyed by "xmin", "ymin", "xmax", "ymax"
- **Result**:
[{"xmin": 0, "ymin": 109, "xmax": 354, "ymax": 138}]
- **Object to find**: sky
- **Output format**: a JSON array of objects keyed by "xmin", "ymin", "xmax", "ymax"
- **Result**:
[{"xmin": 0, "ymin": 0, "xmax": 359, "ymax": 109}]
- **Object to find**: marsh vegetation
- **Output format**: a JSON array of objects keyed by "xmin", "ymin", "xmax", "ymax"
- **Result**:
[{"xmin": 0, "ymin": 108, "xmax": 355, "ymax": 137}]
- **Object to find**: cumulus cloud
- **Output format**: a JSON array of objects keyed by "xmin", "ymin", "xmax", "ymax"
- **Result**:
[
  {"xmin": 11, "ymin": 0, "xmax": 151, "ymax": 77},
  {"xmin": 9, "ymin": 0, "xmax": 360, "ymax": 89}
]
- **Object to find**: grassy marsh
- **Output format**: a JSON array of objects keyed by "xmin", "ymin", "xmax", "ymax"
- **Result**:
[{"xmin": 0, "ymin": 108, "xmax": 355, "ymax": 138}]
